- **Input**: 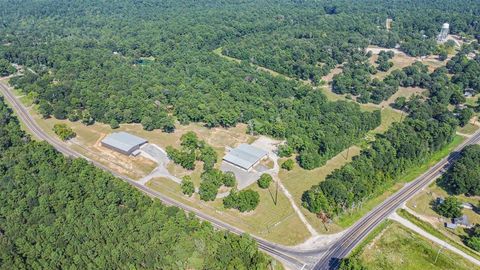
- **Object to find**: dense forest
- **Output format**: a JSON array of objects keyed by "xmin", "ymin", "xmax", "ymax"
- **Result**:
[
  {"xmin": 0, "ymin": 97, "xmax": 270, "ymax": 269},
  {"xmin": 439, "ymin": 144, "xmax": 480, "ymax": 196},
  {"xmin": 0, "ymin": 0, "xmax": 387, "ymax": 169},
  {"xmin": 302, "ymin": 48, "xmax": 477, "ymax": 217},
  {"xmin": 3, "ymin": 0, "xmax": 478, "ymax": 169},
  {"xmin": 223, "ymin": 0, "xmax": 480, "ymax": 83}
]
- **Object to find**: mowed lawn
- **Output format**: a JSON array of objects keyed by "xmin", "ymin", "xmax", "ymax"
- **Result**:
[
  {"xmin": 358, "ymin": 222, "xmax": 478, "ymax": 270},
  {"xmin": 147, "ymin": 177, "xmax": 311, "ymax": 245},
  {"xmin": 458, "ymin": 123, "xmax": 479, "ymax": 135},
  {"xmin": 279, "ymin": 146, "xmax": 361, "ymax": 233}
]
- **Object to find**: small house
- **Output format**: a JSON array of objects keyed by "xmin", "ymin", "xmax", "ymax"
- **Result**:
[
  {"xmin": 445, "ymin": 223, "xmax": 458, "ymax": 229},
  {"xmin": 436, "ymin": 197, "xmax": 445, "ymax": 205},
  {"xmin": 453, "ymin": 215, "xmax": 471, "ymax": 227},
  {"xmin": 464, "ymin": 88, "xmax": 474, "ymax": 98},
  {"xmin": 461, "ymin": 202, "xmax": 474, "ymax": 210}
]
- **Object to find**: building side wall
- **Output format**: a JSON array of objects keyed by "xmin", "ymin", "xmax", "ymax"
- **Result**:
[{"xmin": 101, "ymin": 142, "xmax": 143, "ymax": 156}]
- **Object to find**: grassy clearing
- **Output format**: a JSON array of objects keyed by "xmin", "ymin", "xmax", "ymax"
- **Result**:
[
  {"xmin": 398, "ymin": 209, "xmax": 480, "ymax": 260},
  {"xmin": 458, "ymin": 123, "xmax": 479, "ymax": 135},
  {"xmin": 465, "ymin": 96, "xmax": 478, "ymax": 107},
  {"xmin": 371, "ymin": 107, "xmax": 404, "ymax": 135},
  {"xmin": 146, "ymin": 177, "xmax": 311, "ymax": 245},
  {"xmin": 279, "ymin": 146, "xmax": 361, "ymax": 233},
  {"xmin": 351, "ymin": 220, "xmax": 392, "ymax": 256},
  {"xmin": 357, "ymin": 222, "xmax": 478, "ymax": 270},
  {"xmin": 369, "ymin": 50, "xmax": 418, "ymax": 80},
  {"xmin": 380, "ymin": 86, "xmax": 427, "ymax": 107}
]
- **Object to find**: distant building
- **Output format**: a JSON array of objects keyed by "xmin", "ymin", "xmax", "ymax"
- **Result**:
[
  {"xmin": 437, "ymin": 23, "xmax": 450, "ymax": 42},
  {"xmin": 461, "ymin": 202, "xmax": 474, "ymax": 210},
  {"xmin": 101, "ymin": 132, "xmax": 148, "ymax": 155},
  {"xmin": 445, "ymin": 222, "xmax": 458, "ymax": 229},
  {"xmin": 464, "ymin": 88, "xmax": 474, "ymax": 98},
  {"xmin": 436, "ymin": 197, "xmax": 445, "ymax": 205},
  {"xmin": 453, "ymin": 215, "xmax": 471, "ymax": 227},
  {"xmin": 223, "ymin": 144, "xmax": 268, "ymax": 171}
]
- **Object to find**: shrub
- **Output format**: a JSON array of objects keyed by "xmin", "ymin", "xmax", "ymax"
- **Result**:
[
  {"xmin": 278, "ymin": 144, "xmax": 293, "ymax": 157},
  {"xmin": 53, "ymin": 124, "xmax": 76, "ymax": 141},
  {"xmin": 223, "ymin": 189, "xmax": 260, "ymax": 212},
  {"xmin": 281, "ymin": 159, "xmax": 295, "ymax": 171},
  {"xmin": 257, "ymin": 174, "xmax": 272, "ymax": 189},
  {"xmin": 466, "ymin": 236, "xmax": 480, "ymax": 251},
  {"xmin": 181, "ymin": 176, "xmax": 195, "ymax": 197},
  {"xmin": 223, "ymin": 171, "xmax": 236, "ymax": 187},
  {"xmin": 110, "ymin": 119, "xmax": 120, "ymax": 129},
  {"xmin": 199, "ymin": 181, "xmax": 218, "ymax": 201},
  {"xmin": 435, "ymin": 196, "xmax": 462, "ymax": 218},
  {"xmin": 166, "ymin": 146, "xmax": 196, "ymax": 170}
]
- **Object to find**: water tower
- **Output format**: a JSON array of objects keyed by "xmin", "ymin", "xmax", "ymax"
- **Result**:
[{"xmin": 437, "ymin": 23, "xmax": 449, "ymax": 42}]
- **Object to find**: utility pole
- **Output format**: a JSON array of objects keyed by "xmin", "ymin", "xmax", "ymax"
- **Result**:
[
  {"xmin": 434, "ymin": 246, "xmax": 444, "ymax": 263},
  {"xmin": 275, "ymin": 179, "xmax": 279, "ymax": 206}
]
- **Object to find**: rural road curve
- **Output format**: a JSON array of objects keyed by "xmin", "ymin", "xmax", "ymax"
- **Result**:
[
  {"xmin": 3, "ymin": 76, "xmax": 480, "ymax": 270},
  {"xmin": 389, "ymin": 212, "xmax": 480, "ymax": 266}
]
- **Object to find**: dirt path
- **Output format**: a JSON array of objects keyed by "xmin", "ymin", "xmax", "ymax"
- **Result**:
[
  {"xmin": 273, "ymin": 173, "xmax": 319, "ymax": 237},
  {"xmin": 389, "ymin": 212, "xmax": 480, "ymax": 266},
  {"xmin": 457, "ymin": 131, "xmax": 473, "ymax": 138},
  {"xmin": 252, "ymin": 136, "xmax": 319, "ymax": 237}
]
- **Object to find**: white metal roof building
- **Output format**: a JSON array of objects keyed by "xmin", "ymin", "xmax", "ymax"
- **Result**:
[
  {"xmin": 101, "ymin": 132, "xmax": 148, "ymax": 155},
  {"xmin": 223, "ymin": 144, "xmax": 268, "ymax": 171}
]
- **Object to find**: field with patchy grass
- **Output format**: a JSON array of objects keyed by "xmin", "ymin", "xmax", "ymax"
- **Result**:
[
  {"xmin": 293, "ymin": 134, "xmax": 465, "ymax": 233},
  {"xmin": 26, "ymin": 94, "xmax": 256, "ymax": 181},
  {"xmin": 147, "ymin": 177, "xmax": 311, "ymax": 245},
  {"xmin": 279, "ymin": 146, "xmax": 361, "ymax": 233},
  {"xmin": 458, "ymin": 123, "xmax": 479, "ymax": 135},
  {"xmin": 357, "ymin": 222, "xmax": 478, "ymax": 270}
]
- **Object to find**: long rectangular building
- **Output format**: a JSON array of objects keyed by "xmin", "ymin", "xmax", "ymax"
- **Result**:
[
  {"xmin": 101, "ymin": 132, "xmax": 148, "ymax": 155},
  {"xmin": 223, "ymin": 144, "xmax": 267, "ymax": 171}
]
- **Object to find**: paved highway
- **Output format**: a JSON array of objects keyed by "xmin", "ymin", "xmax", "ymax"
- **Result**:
[
  {"xmin": 313, "ymin": 130, "xmax": 480, "ymax": 269},
  {"xmin": 2, "ymin": 78, "xmax": 480, "ymax": 270},
  {"xmin": 0, "ymin": 80, "xmax": 309, "ymax": 270}
]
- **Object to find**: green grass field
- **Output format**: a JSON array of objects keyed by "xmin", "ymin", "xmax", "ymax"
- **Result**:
[
  {"xmin": 279, "ymin": 146, "xmax": 361, "ymax": 233},
  {"xmin": 457, "ymin": 123, "xmax": 479, "ymax": 135},
  {"xmin": 357, "ymin": 222, "xmax": 478, "ymax": 270},
  {"xmin": 398, "ymin": 209, "xmax": 480, "ymax": 260},
  {"xmin": 146, "ymin": 177, "xmax": 311, "ymax": 245}
]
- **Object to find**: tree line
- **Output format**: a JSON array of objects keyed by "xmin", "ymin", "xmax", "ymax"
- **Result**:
[
  {"xmin": 0, "ymin": 97, "xmax": 270, "ymax": 269},
  {"xmin": 438, "ymin": 144, "xmax": 480, "ymax": 196},
  {"xmin": 1, "ymin": 0, "xmax": 384, "ymax": 170},
  {"xmin": 302, "ymin": 53, "xmax": 471, "ymax": 217}
]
